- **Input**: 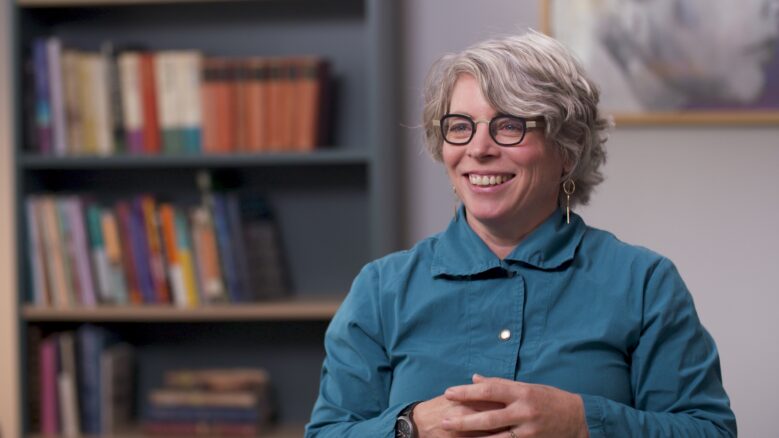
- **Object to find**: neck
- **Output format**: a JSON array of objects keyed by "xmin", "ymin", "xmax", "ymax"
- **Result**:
[{"xmin": 465, "ymin": 205, "xmax": 558, "ymax": 260}]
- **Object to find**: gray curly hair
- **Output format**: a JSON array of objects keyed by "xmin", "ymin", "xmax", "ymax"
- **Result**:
[{"xmin": 422, "ymin": 31, "xmax": 610, "ymax": 208}]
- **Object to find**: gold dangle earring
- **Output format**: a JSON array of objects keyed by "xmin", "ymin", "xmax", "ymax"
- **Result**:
[
  {"xmin": 563, "ymin": 179, "xmax": 576, "ymax": 224},
  {"xmin": 452, "ymin": 186, "xmax": 459, "ymax": 221}
]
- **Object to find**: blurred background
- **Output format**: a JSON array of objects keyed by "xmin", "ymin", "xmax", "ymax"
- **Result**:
[{"xmin": 2, "ymin": 0, "xmax": 778, "ymax": 437}]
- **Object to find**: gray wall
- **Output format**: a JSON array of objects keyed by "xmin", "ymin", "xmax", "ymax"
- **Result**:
[{"xmin": 400, "ymin": 1, "xmax": 779, "ymax": 436}]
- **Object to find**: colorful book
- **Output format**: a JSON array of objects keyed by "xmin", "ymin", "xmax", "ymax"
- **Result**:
[
  {"xmin": 140, "ymin": 195, "xmax": 171, "ymax": 303},
  {"xmin": 46, "ymin": 37, "xmax": 68, "ymax": 156},
  {"xmin": 32, "ymin": 38, "xmax": 53, "ymax": 154},
  {"xmin": 85, "ymin": 204, "xmax": 114, "ymax": 304},
  {"xmin": 159, "ymin": 203, "xmax": 187, "ymax": 307},
  {"xmin": 66, "ymin": 196, "xmax": 98, "ymax": 306},
  {"xmin": 118, "ymin": 52, "xmax": 144, "ymax": 154},
  {"xmin": 40, "ymin": 334, "xmax": 60, "ymax": 435},
  {"xmin": 57, "ymin": 332, "xmax": 81, "ymax": 436},
  {"xmin": 139, "ymin": 52, "xmax": 161, "ymax": 154},
  {"xmin": 101, "ymin": 208, "xmax": 130, "ymax": 304},
  {"xmin": 26, "ymin": 197, "xmax": 51, "ymax": 306},
  {"xmin": 212, "ymin": 194, "xmax": 243, "ymax": 303},
  {"xmin": 40, "ymin": 196, "xmax": 72, "ymax": 307},
  {"xmin": 174, "ymin": 208, "xmax": 201, "ymax": 306},
  {"xmin": 115, "ymin": 202, "xmax": 144, "ymax": 304}
]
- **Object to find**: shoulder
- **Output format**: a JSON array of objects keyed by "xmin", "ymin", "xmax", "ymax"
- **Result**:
[
  {"xmin": 579, "ymin": 224, "xmax": 669, "ymax": 271},
  {"xmin": 362, "ymin": 232, "xmax": 443, "ymax": 283}
]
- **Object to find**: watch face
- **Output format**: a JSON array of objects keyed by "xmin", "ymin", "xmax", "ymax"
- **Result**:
[{"xmin": 395, "ymin": 417, "xmax": 413, "ymax": 438}]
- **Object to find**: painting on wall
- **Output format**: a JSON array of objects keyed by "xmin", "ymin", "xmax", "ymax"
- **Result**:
[{"xmin": 541, "ymin": 0, "xmax": 779, "ymax": 124}]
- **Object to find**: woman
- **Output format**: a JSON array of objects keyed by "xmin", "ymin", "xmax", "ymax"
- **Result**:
[{"xmin": 306, "ymin": 32, "xmax": 736, "ymax": 437}]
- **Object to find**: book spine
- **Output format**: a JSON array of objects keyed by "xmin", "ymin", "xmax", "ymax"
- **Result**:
[
  {"xmin": 212, "ymin": 194, "xmax": 242, "ymax": 303},
  {"xmin": 115, "ymin": 202, "xmax": 143, "ymax": 304},
  {"xmin": 32, "ymin": 38, "xmax": 53, "ymax": 154},
  {"xmin": 77, "ymin": 325, "xmax": 105, "ymax": 435},
  {"xmin": 40, "ymin": 196, "xmax": 71, "ymax": 307},
  {"xmin": 129, "ymin": 199, "xmax": 157, "ymax": 303},
  {"xmin": 26, "ymin": 196, "xmax": 51, "ymax": 306},
  {"xmin": 47, "ymin": 37, "xmax": 68, "ymax": 156},
  {"xmin": 118, "ymin": 52, "xmax": 144, "ymax": 154},
  {"xmin": 139, "ymin": 52, "xmax": 161, "ymax": 154},
  {"xmin": 56, "ymin": 198, "xmax": 81, "ymax": 305},
  {"xmin": 101, "ymin": 209, "xmax": 130, "ymax": 305},
  {"xmin": 68, "ymin": 196, "xmax": 97, "ymax": 306},
  {"xmin": 155, "ymin": 52, "xmax": 180, "ymax": 154},
  {"xmin": 57, "ymin": 332, "xmax": 81, "ymax": 435},
  {"xmin": 174, "ymin": 209, "xmax": 201, "ymax": 306},
  {"xmin": 102, "ymin": 41, "xmax": 126, "ymax": 154},
  {"xmin": 179, "ymin": 51, "xmax": 203, "ymax": 154},
  {"xmin": 140, "ymin": 195, "xmax": 171, "ymax": 303},
  {"xmin": 62, "ymin": 50, "xmax": 83, "ymax": 154},
  {"xmin": 86, "ymin": 205, "xmax": 114, "ymax": 304},
  {"xmin": 40, "ymin": 335, "xmax": 60, "ymax": 435},
  {"xmin": 159, "ymin": 203, "xmax": 188, "ymax": 307}
]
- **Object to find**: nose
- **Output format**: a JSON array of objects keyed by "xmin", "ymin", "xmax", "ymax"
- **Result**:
[{"xmin": 466, "ymin": 120, "xmax": 498, "ymax": 158}]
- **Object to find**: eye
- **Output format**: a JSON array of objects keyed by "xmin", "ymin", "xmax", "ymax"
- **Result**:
[
  {"xmin": 448, "ymin": 122, "xmax": 471, "ymax": 133},
  {"xmin": 496, "ymin": 119, "xmax": 522, "ymax": 132}
]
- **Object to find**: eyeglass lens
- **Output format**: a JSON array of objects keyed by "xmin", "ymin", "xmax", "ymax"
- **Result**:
[{"xmin": 441, "ymin": 115, "xmax": 526, "ymax": 146}]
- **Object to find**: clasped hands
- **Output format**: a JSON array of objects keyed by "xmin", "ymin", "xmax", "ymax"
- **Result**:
[{"xmin": 413, "ymin": 374, "xmax": 589, "ymax": 438}]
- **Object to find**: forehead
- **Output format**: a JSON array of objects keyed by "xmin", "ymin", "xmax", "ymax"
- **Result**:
[{"xmin": 448, "ymin": 74, "xmax": 495, "ymax": 114}]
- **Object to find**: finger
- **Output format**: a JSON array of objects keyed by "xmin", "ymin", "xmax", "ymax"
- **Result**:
[
  {"xmin": 445, "ymin": 381, "xmax": 517, "ymax": 404},
  {"xmin": 441, "ymin": 408, "xmax": 516, "ymax": 432}
]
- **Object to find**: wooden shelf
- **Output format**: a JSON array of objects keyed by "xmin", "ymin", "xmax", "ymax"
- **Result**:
[
  {"xmin": 29, "ymin": 422, "xmax": 305, "ymax": 438},
  {"xmin": 22, "ymin": 296, "xmax": 343, "ymax": 322},
  {"xmin": 19, "ymin": 150, "xmax": 369, "ymax": 170}
]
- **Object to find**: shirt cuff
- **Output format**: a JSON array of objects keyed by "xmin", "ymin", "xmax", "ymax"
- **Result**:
[{"xmin": 580, "ymin": 394, "xmax": 606, "ymax": 438}]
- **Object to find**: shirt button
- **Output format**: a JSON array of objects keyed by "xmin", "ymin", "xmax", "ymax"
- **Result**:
[{"xmin": 499, "ymin": 329, "xmax": 511, "ymax": 341}]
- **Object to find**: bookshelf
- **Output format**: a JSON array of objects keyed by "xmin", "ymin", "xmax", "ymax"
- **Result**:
[{"xmin": 11, "ymin": 0, "xmax": 399, "ymax": 436}]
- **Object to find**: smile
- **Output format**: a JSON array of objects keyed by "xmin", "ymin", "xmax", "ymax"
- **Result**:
[{"xmin": 468, "ymin": 173, "xmax": 515, "ymax": 187}]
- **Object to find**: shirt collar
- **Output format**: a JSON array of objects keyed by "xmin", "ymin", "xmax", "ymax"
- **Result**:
[{"xmin": 431, "ymin": 206, "xmax": 586, "ymax": 277}]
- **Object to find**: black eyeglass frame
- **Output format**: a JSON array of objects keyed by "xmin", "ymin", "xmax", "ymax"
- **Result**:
[{"xmin": 432, "ymin": 113, "xmax": 546, "ymax": 146}]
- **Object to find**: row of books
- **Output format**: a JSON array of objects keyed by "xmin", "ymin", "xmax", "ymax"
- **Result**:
[
  {"xmin": 25, "ymin": 192, "xmax": 289, "ymax": 308},
  {"xmin": 27, "ymin": 325, "xmax": 134, "ymax": 436},
  {"xmin": 142, "ymin": 368, "xmax": 274, "ymax": 437},
  {"xmin": 27, "ymin": 36, "xmax": 332, "ymax": 157}
]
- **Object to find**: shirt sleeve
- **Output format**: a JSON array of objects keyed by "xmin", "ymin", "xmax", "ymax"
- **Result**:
[
  {"xmin": 306, "ymin": 262, "xmax": 408, "ymax": 437},
  {"xmin": 581, "ymin": 258, "xmax": 737, "ymax": 437}
]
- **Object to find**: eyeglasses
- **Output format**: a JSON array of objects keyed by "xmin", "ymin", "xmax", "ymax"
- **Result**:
[{"xmin": 432, "ymin": 114, "xmax": 545, "ymax": 146}]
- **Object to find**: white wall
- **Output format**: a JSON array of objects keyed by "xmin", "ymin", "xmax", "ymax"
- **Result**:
[{"xmin": 401, "ymin": 1, "xmax": 779, "ymax": 436}]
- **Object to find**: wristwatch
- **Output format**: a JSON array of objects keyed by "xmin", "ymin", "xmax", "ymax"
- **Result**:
[{"xmin": 395, "ymin": 401, "xmax": 421, "ymax": 438}]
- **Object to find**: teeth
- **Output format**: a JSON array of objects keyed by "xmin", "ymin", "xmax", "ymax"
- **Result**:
[{"xmin": 469, "ymin": 174, "xmax": 512, "ymax": 186}]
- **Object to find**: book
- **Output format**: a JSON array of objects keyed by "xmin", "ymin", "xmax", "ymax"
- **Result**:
[
  {"xmin": 139, "ymin": 52, "xmax": 161, "ymax": 154},
  {"xmin": 114, "ymin": 202, "xmax": 143, "ymax": 304},
  {"xmin": 174, "ymin": 208, "xmax": 202, "ymax": 306},
  {"xmin": 100, "ymin": 208, "xmax": 130, "ymax": 304},
  {"xmin": 39, "ymin": 334, "xmax": 60, "ymax": 435},
  {"xmin": 26, "ymin": 197, "xmax": 51, "ymax": 306},
  {"xmin": 159, "ymin": 203, "xmax": 188, "ymax": 307},
  {"xmin": 57, "ymin": 332, "xmax": 81, "ymax": 436},
  {"xmin": 27, "ymin": 326, "xmax": 44, "ymax": 434},
  {"xmin": 244, "ymin": 58, "xmax": 269, "ymax": 152},
  {"xmin": 164, "ymin": 368, "xmax": 270, "ymax": 392},
  {"xmin": 240, "ymin": 196, "xmax": 289, "ymax": 300},
  {"xmin": 47, "ymin": 37, "xmax": 68, "ymax": 156},
  {"xmin": 40, "ymin": 196, "xmax": 72, "ymax": 307},
  {"xmin": 118, "ymin": 51, "xmax": 144, "ymax": 154},
  {"xmin": 100, "ymin": 343, "xmax": 135, "ymax": 434},
  {"xmin": 140, "ymin": 195, "xmax": 172, "ymax": 304},
  {"xmin": 61, "ymin": 49, "xmax": 83, "ymax": 154},
  {"xmin": 190, "ymin": 205, "xmax": 227, "ymax": 303},
  {"xmin": 65, "ymin": 196, "xmax": 98, "ymax": 306},
  {"xmin": 32, "ymin": 38, "xmax": 52, "ymax": 154},
  {"xmin": 85, "ymin": 204, "xmax": 115, "ymax": 304},
  {"xmin": 77, "ymin": 324, "xmax": 111, "ymax": 435},
  {"xmin": 177, "ymin": 51, "xmax": 203, "ymax": 154},
  {"xmin": 212, "ymin": 194, "xmax": 243, "ymax": 303},
  {"xmin": 294, "ymin": 57, "xmax": 330, "ymax": 150}
]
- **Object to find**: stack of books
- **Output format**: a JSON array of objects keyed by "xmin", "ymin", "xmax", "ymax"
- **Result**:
[
  {"xmin": 142, "ymin": 368, "xmax": 274, "ymax": 437},
  {"xmin": 26, "ymin": 37, "xmax": 331, "ymax": 156},
  {"xmin": 25, "ymin": 192, "xmax": 288, "ymax": 307},
  {"xmin": 29, "ymin": 325, "xmax": 135, "ymax": 437}
]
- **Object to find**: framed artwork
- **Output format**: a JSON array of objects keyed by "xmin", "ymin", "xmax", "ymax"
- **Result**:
[{"xmin": 540, "ymin": 0, "xmax": 779, "ymax": 124}]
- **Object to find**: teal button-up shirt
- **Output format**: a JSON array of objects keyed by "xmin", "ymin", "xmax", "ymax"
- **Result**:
[{"xmin": 306, "ymin": 208, "xmax": 736, "ymax": 437}]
